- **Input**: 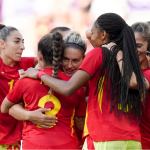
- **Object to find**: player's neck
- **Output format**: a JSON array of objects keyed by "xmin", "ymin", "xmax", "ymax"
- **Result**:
[
  {"xmin": 1, "ymin": 54, "xmax": 15, "ymax": 67},
  {"xmin": 141, "ymin": 58, "xmax": 149, "ymax": 69},
  {"xmin": 43, "ymin": 64, "xmax": 53, "ymax": 69}
]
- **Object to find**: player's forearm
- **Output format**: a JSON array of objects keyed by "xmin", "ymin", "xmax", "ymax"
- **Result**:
[
  {"xmin": 1, "ymin": 98, "xmax": 14, "ymax": 113},
  {"xmin": 116, "ymin": 51, "xmax": 138, "ymax": 89},
  {"xmin": 41, "ymin": 70, "xmax": 91, "ymax": 97},
  {"xmin": 41, "ymin": 74, "xmax": 73, "ymax": 96},
  {"xmin": 75, "ymin": 117, "xmax": 85, "ymax": 131},
  {"xmin": 9, "ymin": 103, "xmax": 30, "ymax": 121}
]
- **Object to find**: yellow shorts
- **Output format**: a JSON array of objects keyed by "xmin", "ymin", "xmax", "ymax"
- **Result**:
[
  {"xmin": 82, "ymin": 136, "xmax": 141, "ymax": 150},
  {"xmin": 0, "ymin": 141, "xmax": 20, "ymax": 150}
]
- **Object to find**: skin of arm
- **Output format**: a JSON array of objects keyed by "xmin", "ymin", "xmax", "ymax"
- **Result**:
[
  {"xmin": 1, "ymin": 97, "xmax": 14, "ymax": 113},
  {"xmin": 9, "ymin": 103, "xmax": 57, "ymax": 128},
  {"xmin": 20, "ymin": 69, "xmax": 88, "ymax": 128},
  {"xmin": 21, "ymin": 68, "xmax": 91, "ymax": 96},
  {"xmin": 74, "ymin": 116, "xmax": 85, "ymax": 131},
  {"xmin": 116, "ymin": 51, "xmax": 150, "ymax": 89},
  {"xmin": 21, "ymin": 54, "xmax": 149, "ymax": 95},
  {"xmin": 41, "ymin": 70, "xmax": 91, "ymax": 97}
]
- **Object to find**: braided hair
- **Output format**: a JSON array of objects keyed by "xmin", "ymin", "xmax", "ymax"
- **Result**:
[
  {"xmin": 0, "ymin": 24, "xmax": 18, "ymax": 41},
  {"xmin": 38, "ymin": 31, "xmax": 64, "ymax": 68},
  {"xmin": 95, "ymin": 13, "xmax": 146, "ymax": 123},
  {"xmin": 38, "ymin": 31, "xmax": 64, "ymax": 93}
]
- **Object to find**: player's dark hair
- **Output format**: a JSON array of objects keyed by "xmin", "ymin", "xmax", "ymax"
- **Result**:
[
  {"xmin": 95, "ymin": 13, "xmax": 146, "ymax": 123},
  {"xmin": 0, "ymin": 24, "xmax": 18, "ymax": 41},
  {"xmin": 50, "ymin": 27, "xmax": 70, "ymax": 34}
]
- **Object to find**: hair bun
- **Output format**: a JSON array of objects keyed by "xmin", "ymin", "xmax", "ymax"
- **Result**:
[
  {"xmin": 0, "ymin": 24, "xmax": 6, "ymax": 29},
  {"xmin": 52, "ymin": 31, "xmax": 63, "ymax": 41}
]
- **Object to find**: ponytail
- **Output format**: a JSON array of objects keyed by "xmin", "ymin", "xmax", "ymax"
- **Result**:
[{"xmin": 95, "ymin": 13, "xmax": 146, "ymax": 123}]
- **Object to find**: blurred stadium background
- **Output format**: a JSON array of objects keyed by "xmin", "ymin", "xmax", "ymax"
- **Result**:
[{"xmin": 0, "ymin": 0, "xmax": 150, "ymax": 56}]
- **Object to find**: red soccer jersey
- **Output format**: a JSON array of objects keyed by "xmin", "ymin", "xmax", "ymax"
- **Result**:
[
  {"xmin": 0, "ymin": 57, "xmax": 35, "ymax": 145},
  {"xmin": 140, "ymin": 67, "xmax": 150, "ymax": 149},
  {"xmin": 79, "ymin": 47, "xmax": 141, "ymax": 142},
  {"xmin": 7, "ymin": 68, "xmax": 86, "ymax": 149}
]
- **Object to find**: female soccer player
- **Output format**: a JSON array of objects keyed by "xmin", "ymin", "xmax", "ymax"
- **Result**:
[
  {"xmin": 1, "ymin": 32, "xmax": 86, "ymax": 149},
  {"xmin": 0, "ymin": 24, "xmax": 38, "ymax": 149},
  {"xmin": 131, "ymin": 22, "xmax": 150, "ymax": 149},
  {"xmin": 16, "ymin": 13, "xmax": 149, "ymax": 150},
  {"xmin": 7, "ymin": 30, "xmax": 87, "ymax": 149}
]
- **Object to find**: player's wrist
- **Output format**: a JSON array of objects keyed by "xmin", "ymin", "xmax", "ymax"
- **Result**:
[
  {"xmin": 37, "ymin": 71, "xmax": 46, "ymax": 79},
  {"xmin": 25, "ymin": 111, "xmax": 31, "ymax": 121}
]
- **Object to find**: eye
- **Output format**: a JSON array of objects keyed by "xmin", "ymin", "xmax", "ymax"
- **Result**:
[
  {"xmin": 15, "ymin": 41, "xmax": 19, "ymax": 43},
  {"xmin": 137, "ymin": 45, "xmax": 142, "ymax": 48},
  {"xmin": 137, "ymin": 44, "xmax": 142, "ymax": 48},
  {"xmin": 63, "ymin": 58, "xmax": 69, "ymax": 61},
  {"xmin": 73, "ymin": 60, "xmax": 78, "ymax": 63}
]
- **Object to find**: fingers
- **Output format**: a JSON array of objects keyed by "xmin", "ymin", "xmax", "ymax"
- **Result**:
[
  {"xmin": 39, "ymin": 108, "xmax": 57, "ymax": 119},
  {"xmin": 38, "ymin": 120, "xmax": 56, "ymax": 126},
  {"xmin": 40, "ymin": 108, "xmax": 51, "ymax": 112},
  {"xmin": 37, "ymin": 124, "xmax": 55, "ymax": 129},
  {"xmin": 33, "ymin": 118, "xmax": 57, "ymax": 129},
  {"xmin": 19, "ymin": 73, "xmax": 27, "ymax": 79},
  {"xmin": 86, "ymin": 29, "xmax": 92, "ymax": 39},
  {"xmin": 41, "ymin": 115, "xmax": 58, "ymax": 122}
]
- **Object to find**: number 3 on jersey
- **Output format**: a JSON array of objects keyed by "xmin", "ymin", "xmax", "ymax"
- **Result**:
[{"xmin": 8, "ymin": 80, "xmax": 14, "ymax": 91}]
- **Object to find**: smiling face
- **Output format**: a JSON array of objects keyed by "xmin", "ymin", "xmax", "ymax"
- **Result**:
[
  {"xmin": 1, "ymin": 30, "xmax": 25, "ymax": 62},
  {"xmin": 62, "ymin": 47, "xmax": 83, "ymax": 77},
  {"xmin": 134, "ymin": 32, "xmax": 148, "ymax": 64}
]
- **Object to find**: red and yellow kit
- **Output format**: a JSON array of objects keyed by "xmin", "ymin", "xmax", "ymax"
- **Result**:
[
  {"xmin": 7, "ymin": 68, "xmax": 86, "ymax": 149},
  {"xmin": 0, "ymin": 57, "xmax": 35, "ymax": 145},
  {"xmin": 79, "ymin": 47, "xmax": 141, "ymax": 142},
  {"xmin": 140, "ymin": 67, "xmax": 150, "ymax": 149}
]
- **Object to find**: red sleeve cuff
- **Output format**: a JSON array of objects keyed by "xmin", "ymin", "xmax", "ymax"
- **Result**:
[{"xmin": 37, "ymin": 71, "xmax": 47, "ymax": 79}]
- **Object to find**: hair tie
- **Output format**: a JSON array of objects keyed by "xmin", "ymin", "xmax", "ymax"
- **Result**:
[{"xmin": 65, "ymin": 42, "xmax": 86, "ymax": 52}]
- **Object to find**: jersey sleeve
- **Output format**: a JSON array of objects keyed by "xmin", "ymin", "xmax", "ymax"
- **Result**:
[
  {"xmin": 19, "ymin": 57, "xmax": 36, "ymax": 71},
  {"xmin": 6, "ymin": 79, "xmax": 24, "ymax": 104},
  {"xmin": 75, "ymin": 88, "xmax": 86, "ymax": 117},
  {"xmin": 78, "ymin": 47, "xmax": 102, "ymax": 77}
]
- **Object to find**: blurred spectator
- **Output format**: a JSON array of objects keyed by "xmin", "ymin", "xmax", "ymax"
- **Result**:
[{"xmin": 1, "ymin": 0, "xmax": 150, "ymax": 56}]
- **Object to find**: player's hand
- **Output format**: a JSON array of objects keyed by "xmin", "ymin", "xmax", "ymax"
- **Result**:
[
  {"xmin": 20, "ymin": 67, "xmax": 39, "ymax": 79},
  {"xmin": 85, "ymin": 29, "xmax": 92, "ymax": 40},
  {"xmin": 27, "ymin": 108, "xmax": 58, "ymax": 129},
  {"xmin": 102, "ymin": 42, "xmax": 116, "ymax": 50}
]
